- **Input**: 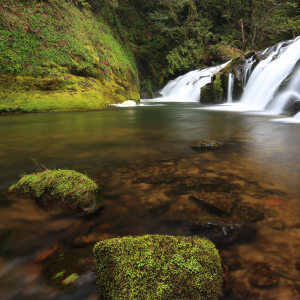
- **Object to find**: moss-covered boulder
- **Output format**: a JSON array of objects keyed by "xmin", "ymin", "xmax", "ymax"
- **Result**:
[
  {"xmin": 200, "ymin": 82, "xmax": 214, "ymax": 103},
  {"xmin": 8, "ymin": 170, "xmax": 101, "ymax": 211},
  {"xmin": 93, "ymin": 235, "xmax": 223, "ymax": 300}
]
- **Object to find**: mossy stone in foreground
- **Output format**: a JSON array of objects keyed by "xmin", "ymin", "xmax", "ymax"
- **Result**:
[
  {"xmin": 8, "ymin": 170, "xmax": 99, "ymax": 209},
  {"xmin": 93, "ymin": 235, "xmax": 223, "ymax": 300}
]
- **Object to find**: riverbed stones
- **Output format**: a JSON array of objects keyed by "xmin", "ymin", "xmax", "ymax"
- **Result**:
[
  {"xmin": 244, "ymin": 182, "xmax": 268, "ymax": 198},
  {"xmin": 233, "ymin": 204, "xmax": 264, "ymax": 221},
  {"xmin": 267, "ymin": 220, "xmax": 287, "ymax": 230},
  {"xmin": 189, "ymin": 220, "xmax": 257, "ymax": 244},
  {"xmin": 248, "ymin": 262, "xmax": 279, "ymax": 287},
  {"xmin": 223, "ymin": 255, "xmax": 243, "ymax": 270},
  {"xmin": 93, "ymin": 235, "xmax": 223, "ymax": 299},
  {"xmin": 295, "ymin": 258, "xmax": 300, "ymax": 270},
  {"xmin": 192, "ymin": 191, "xmax": 236, "ymax": 213},
  {"xmin": 190, "ymin": 140, "xmax": 222, "ymax": 149}
]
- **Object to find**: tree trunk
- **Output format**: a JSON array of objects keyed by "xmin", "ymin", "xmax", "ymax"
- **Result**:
[
  {"xmin": 249, "ymin": 0, "xmax": 253, "ymax": 36},
  {"xmin": 240, "ymin": 18, "xmax": 245, "ymax": 50}
]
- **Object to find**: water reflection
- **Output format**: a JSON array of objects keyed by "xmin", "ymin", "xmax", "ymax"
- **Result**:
[{"xmin": 1, "ymin": 104, "xmax": 300, "ymax": 299}]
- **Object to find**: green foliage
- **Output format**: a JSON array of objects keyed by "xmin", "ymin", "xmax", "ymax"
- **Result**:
[
  {"xmin": 8, "ymin": 169, "xmax": 99, "ymax": 208},
  {"xmin": 93, "ymin": 234, "xmax": 223, "ymax": 299},
  {"xmin": 52, "ymin": 270, "xmax": 66, "ymax": 279},
  {"xmin": 63, "ymin": 273, "xmax": 79, "ymax": 285}
]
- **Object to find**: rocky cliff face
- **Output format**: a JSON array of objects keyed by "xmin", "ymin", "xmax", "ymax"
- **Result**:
[{"xmin": 0, "ymin": 0, "xmax": 139, "ymax": 113}]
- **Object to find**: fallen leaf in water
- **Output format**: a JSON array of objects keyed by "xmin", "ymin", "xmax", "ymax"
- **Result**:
[{"xmin": 264, "ymin": 200, "xmax": 286, "ymax": 207}]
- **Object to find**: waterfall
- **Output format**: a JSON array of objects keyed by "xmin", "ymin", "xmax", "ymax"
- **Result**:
[
  {"xmin": 141, "ymin": 62, "xmax": 229, "ymax": 102},
  {"xmin": 241, "ymin": 38, "xmax": 300, "ymax": 110},
  {"xmin": 243, "ymin": 55, "xmax": 256, "ymax": 88},
  {"xmin": 227, "ymin": 73, "xmax": 234, "ymax": 103},
  {"xmin": 268, "ymin": 67, "xmax": 300, "ymax": 113}
]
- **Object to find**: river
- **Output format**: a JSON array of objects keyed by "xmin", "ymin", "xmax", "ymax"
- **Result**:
[{"xmin": 1, "ymin": 103, "xmax": 300, "ymax": 299}]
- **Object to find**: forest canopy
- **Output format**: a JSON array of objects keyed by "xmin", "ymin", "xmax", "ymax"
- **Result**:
[{"xmin": 94, "ymin": 0, "xmax": 300, "ymax": 92}]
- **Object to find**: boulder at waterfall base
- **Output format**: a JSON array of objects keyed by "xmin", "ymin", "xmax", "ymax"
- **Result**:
[{"xmin": 93, "ymin": 235, "xmax": 223, "ymax": 299}]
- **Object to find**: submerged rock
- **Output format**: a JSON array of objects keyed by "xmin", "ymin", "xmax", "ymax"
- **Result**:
[
  {"xmin": 189, "ymin": 220, "xmax": 258, "ymax": 244},
  {"xmin": 248, "ymin": 262, "xmax": 278, "ymax": 287},
  {"xmin": 244, "ymin": 182, "xmax": 268, "ymax": 198},
  {"xmin": 94, "ymin": 235, "xmax": 224, "ymax": 299},
  {"xmin": 267, "ymin": 220, "xmax": 287, "ymax": 230},
  {"xmin": 233, "ymin": 204, "xmax": 264, "ymax": 221},
  {"xmin": 192, "ymin": 191, "xmax": 237, "ymax": 213},
  {"xmin": 8, "ymin": 170, "xmax": 102, "ymax": 212},
  {"xmin": 190, "ymin": 140, "xmax": 222, "ymax": 149}
]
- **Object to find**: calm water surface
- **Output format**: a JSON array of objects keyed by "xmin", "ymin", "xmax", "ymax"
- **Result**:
[{"xmin": 1, "ymin": 103, "xmax": 300, "ymax": 300}]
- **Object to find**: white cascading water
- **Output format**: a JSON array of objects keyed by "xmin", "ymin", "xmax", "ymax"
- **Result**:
[
  {"xmin": 241, "ymin": 38, "xmax": 300, "ymax": 110},
  {"xmin": 268, "ymin": 67, "xmax": 300, "ymax": 114},
  {"xmin": 141, "ymin": 62, "xmax": 229, "ymax": 102},
  {"xmin": 141, "ymin": 36, "xmax": 300, "ymax": 122},
  {"xmin": 227, "ymin": 73, "xmax": 234, "ymax": 103}
]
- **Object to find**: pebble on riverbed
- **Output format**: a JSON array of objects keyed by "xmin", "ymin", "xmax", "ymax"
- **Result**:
[{"xmin": 190, "ymin": 140, "xmax": 222, "ymax": 149}]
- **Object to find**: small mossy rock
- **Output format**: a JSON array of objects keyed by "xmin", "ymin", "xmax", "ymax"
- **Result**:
[
  {"xmin": 216, "ymin": 46, "xmax": 243, "ymax": 63},
  {"xmin": 190, "ymin": 140, "xmax": 222, "ymax": 149},
  {"xmin": 93, "ymin": 235, "xmax": 223, "ymax": 300},
  {"xmin": 200, "ymin": 83, "xmax": 214, "ymax": 103},
  {"xmin": 192, "ymin": 191, "xmax": 237, "ymax": 214},
  {"xmin": 249, "ymin": 262, "xmax": 279, "ymax": 287},
  {"xmin": 8, "ymin": 170, "xmax": 100, "ymax": 210}
]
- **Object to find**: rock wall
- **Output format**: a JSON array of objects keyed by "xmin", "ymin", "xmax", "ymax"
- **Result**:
[{"xmin": 0, "ymin": 0, "xmax": 140, "ymax": 113}]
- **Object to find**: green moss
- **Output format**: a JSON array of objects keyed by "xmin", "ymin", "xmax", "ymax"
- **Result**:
[
  {"xmin": 8, "ymin": 169, "xmax": 99, "ymax": 208},
  {"xmin": 212, "ymin": 73, "xmax": 223, "ymax": 103},
  {"xmin": 0, "ymin": 0, "xmax": 139, "ymax": 113},
  {"xmin": 217, "ymin": 46, "xmax": 243, "ymax": 62},
  {"xmin": 93, "ymin": 234, "xmax": 223, "ymax": 300}
]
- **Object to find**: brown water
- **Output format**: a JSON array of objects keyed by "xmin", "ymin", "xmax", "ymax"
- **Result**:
[{"xmin": 1, "ymin": 103, "xmax": 300, "ymax": 300}]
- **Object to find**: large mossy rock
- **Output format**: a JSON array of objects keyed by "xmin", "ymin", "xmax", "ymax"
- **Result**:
[
  {"xmin": 200, "ymin": 82, "xmax": 214, "ymax": 103},
  {"xmin": 8, "ymin": 170, "xmax": 100, "ymax": 210},
  {"xmin": 200, "ymin": 73, "xmax": 225, "ymax": 104},
  {"xmin": 93, "ymin": 235, "xmax": 223, "ymax": 300}
]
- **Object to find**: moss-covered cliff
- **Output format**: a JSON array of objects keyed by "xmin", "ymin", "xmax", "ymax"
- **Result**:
[{"xmin": 0, "ymin": 0, "xmax": 139, "ymax": 113}]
